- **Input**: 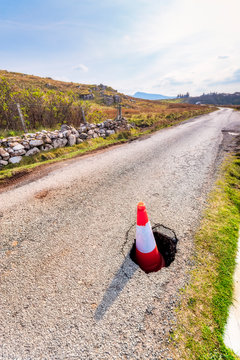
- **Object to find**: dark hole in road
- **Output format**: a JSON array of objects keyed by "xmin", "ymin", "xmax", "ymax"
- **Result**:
[{"xmin": 129, "ymin": 224, "xmax": 178, "ymax": 272}]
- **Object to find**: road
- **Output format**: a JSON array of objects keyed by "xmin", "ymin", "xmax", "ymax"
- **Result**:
[{"xmin": 0, "ymin": 108, "xmax": 239, "ymax": 360}]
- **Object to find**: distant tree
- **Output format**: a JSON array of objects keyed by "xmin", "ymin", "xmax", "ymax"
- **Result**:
[
  {"xmin": 177, "ymin": 92, "xmax": 190, "ymax": 99},
  {"xmin": 186, "ymin": 91, "xmax": 240, "ymax": 105}
]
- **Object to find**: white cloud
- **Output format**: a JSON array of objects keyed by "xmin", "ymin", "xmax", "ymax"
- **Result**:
[
  {"xmin": 74, "ymin": 64, "xmax": 89, "ymax": 73},
  {"xmin": 123, "ymin": 34, "xmax": 130, "ymax": 42},
  {"xmin": 7, "ymin": 0, "xmax": 239, "ymax": 96},
  {"xmin": 120, "ymin": 0, "xmax": 240, "ymax": 56},
  {"xmin": 116, "ymin": 0, "xmax": 240, "ymax": 95}
]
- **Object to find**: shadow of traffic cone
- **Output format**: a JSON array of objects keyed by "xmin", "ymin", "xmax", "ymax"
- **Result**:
[{"xmin": 136, "ymin": 202, "xmax": 165, "ymax": 273}]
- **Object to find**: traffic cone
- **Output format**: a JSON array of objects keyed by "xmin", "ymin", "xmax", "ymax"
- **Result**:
[{"xmin": 135, "ymin": 202, "xmax": 165, "ymax": 273}]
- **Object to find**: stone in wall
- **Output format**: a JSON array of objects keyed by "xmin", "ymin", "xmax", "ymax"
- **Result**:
[{"xmin": 25, "ymin": 147, "xmax": 40, "ymax": 156}]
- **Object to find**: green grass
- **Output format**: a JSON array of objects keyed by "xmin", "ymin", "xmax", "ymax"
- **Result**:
[
  {"xmin": 160, "ymin": 98, "xmax": 186, "ymax": 104},
  {"xmin": 129, "ymin": 108, "xmax": 213, "ymax": 128},
  {"xmin": 0, "ymin": 126, "xmax": 62, "ymax": 139},
  {"xmin": 171, "ymin": 154, "xmax": 240, "ymax": 359},
  {"xmin": 0, "ymin": 129, "xmax": 24, "ymax": 138}
]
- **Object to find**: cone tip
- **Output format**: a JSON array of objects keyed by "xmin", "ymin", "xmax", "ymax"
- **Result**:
[
  {"xmin": 137, "ymin": 202, "xmax": 148, "ymax": 225},
  {"xmin": 137, "ymin": 202, "xmax": 146, "ymax": 211}
]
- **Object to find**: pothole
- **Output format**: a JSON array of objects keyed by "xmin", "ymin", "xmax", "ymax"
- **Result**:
[{"xmin": 129, "ymin": 224, "xmax": 178, "ymax": 272}]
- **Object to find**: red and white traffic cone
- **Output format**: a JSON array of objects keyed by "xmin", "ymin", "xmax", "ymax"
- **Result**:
[{"xmin": 135, "ymin": 202, "xmax": 165, "ymax": 273}]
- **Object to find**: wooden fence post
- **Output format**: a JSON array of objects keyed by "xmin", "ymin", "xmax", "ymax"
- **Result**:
[
  {"xmin": 16, "ymin": 103, "xmax": 27, "ymax": 133},
  {"xmin": 116, "ymin": 104, "xmax": 122, "ymax": 120},
  {"xmin": 81, "ymin": 107, "xmax": 86, "ymax": 124}
]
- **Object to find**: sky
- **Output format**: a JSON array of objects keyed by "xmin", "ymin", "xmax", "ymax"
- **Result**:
[{"xmin": 0, "ymin": 0, "xmax": 240, "ymax": 96}]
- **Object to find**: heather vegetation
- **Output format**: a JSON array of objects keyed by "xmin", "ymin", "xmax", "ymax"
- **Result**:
[
  {"xmin": 0, "ymin": 70, "xmax": 214, "ymax": 137},
  {"xmin": 0, "ymin": 75, "xmax": 86, "ymax": 131}
]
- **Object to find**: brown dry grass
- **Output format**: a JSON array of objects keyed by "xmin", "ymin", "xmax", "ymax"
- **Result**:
[{"xmin": 0, "ymin": 69, "xmax": 214, "ymax": 134}]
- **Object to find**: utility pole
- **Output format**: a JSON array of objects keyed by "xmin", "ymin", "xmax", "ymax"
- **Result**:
[{"xmin": 16, "ymin": 103, "xmax": 27, "ymax": 133}]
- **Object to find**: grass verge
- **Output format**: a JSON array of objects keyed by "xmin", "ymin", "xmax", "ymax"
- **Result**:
[
  {"xmin": 171, "ymin": 153, "xmax": 240, "ymax": 359},
  {"xmin": 0, "ymin": 108, "xmax": 215, "ymax": 184}
]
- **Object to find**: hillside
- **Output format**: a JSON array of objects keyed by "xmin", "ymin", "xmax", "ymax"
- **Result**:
[
  {"xmin": 0, "ymin": 69, "xmax": 129, "ymax": 105},
  {"xmin": 133, "ymin": 91, "xmax": 173, "ymax": 100},
  {"xmin": 0, "ymin": 70, "xmax": 213, "ymax": 134}
]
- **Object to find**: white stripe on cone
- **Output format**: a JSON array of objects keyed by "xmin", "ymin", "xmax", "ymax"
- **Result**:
[{"xmin": 136, "ymin": 221, "xmax": 156, "ymax": 253}]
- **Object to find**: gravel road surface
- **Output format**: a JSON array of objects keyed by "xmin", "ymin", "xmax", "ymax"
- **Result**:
[{"xmin": 0, "ymin": 108, "xmax": 239, "ymax": 360}]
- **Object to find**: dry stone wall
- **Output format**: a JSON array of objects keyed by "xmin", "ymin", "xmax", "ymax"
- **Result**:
[{"xmin": 0, "ymin": 118, "xmax": 132, "ymax": 168}]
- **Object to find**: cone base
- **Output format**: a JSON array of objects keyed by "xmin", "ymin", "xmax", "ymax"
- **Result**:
[{"xmin": 136, "ymin": 246, "xmax": 165, "ymax": 273}]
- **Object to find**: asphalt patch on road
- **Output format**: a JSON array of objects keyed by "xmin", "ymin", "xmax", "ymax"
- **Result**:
[{"xmin": 34, "ymin": 189, "xmax": 50, "ymax": 199}]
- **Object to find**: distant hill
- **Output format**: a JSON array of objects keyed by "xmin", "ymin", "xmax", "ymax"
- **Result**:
[
  {"xmin": 187, "ymin": 92, "xmax": 240, "ymax": 105},
  {"xmin": 133, "ymin": 92, "xmax": 174, "ymax": 100}
]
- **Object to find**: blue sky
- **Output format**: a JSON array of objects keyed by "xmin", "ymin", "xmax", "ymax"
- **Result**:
[{"xmin": 0, "ymin": 0, "xmax": 240, "ymax": 96}]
